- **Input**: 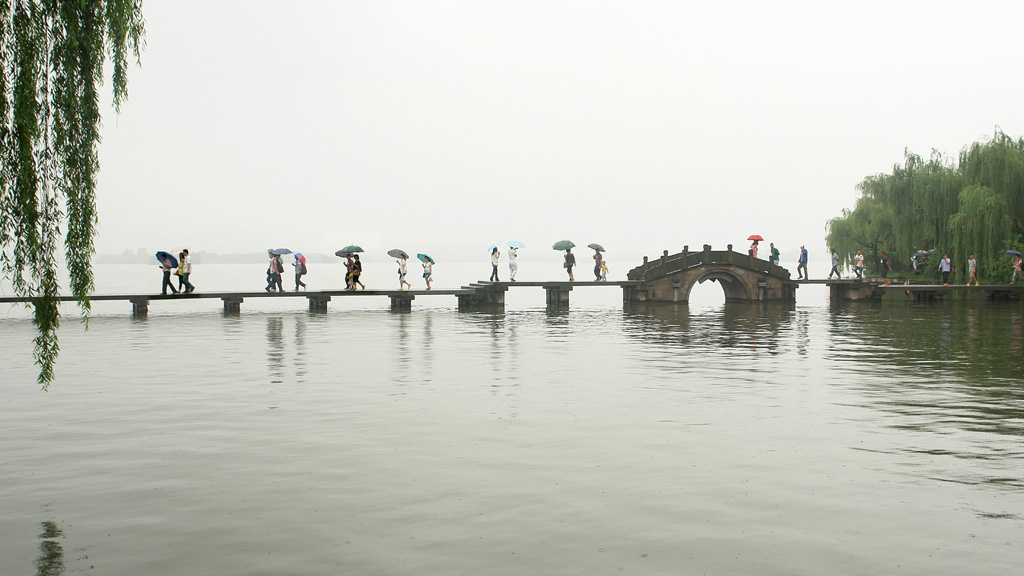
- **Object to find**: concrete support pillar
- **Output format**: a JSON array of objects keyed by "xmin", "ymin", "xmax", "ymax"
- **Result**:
[
  {"xmin": 307, "ymin": 294, "xmax": 331, "ymax": 312},
  {"xmin": 129, "ymin": 297, "xmax": 149, "ymax": 317},
  {"xmin": 457, "ymin": 285, "xmax": 506, "ymax": 310},
  {"xmin": 390, "ymin": 293, "xmax": 414, "ymax": 311},
  {"xmin": 544, "ymin": 285, "xmax": 572, "ymax": 309},
  {"xmin": 222, "ymin": 295, "xmax": 243, "ymax": 313},
  {"xmin": 829, "ymin": 283, "xmax": 882, "ymax": 301}
]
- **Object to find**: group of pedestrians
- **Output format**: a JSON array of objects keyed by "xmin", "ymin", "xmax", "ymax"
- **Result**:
[
  {"xmin": 159, "ymin": 250, "xmax": 195, "ymax": 295},
  {"xmin": 485, "ymin": 246, "xmax": 608, "ymax": 283},
  {"xmin": 396, "ymin": 254, "xmax": 432, "ymax": 290},
  {"xmin": 819, "ymin": 249, "xmax": 1024, "ymax": 286}
]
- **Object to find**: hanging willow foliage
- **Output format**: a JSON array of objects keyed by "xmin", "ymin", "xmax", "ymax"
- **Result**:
[
  {"xmin": 828, "ymin": 129, "xmax": 1024, "ymax": 281},
  {"xmin": 0, "ymin": 1, "xmax": 144, "ymax": 389}
]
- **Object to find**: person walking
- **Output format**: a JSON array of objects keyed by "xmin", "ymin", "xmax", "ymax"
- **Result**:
[
  {"xmin": 490, "ymin": 247, "xmax": 500, "ymax": 281},
  {"xmin": 797, "ymin": 245, "xmax": 808, "ymax": 279},
  {"xmin": 828, "ymin": 249, "xmax": 841, "ymax": 279},
  {"xmin": 600, "ymin": 260, "xmax": 609, "ymax": 282},
  {"xmin": 508, "ymin": 246, "xmax": 518, "ymax": 281},
  {"xmin": 271, "ymin": 254, "xmax": 284, "ymax": 292},
  {"xmin": 854, "ymin": 249, "xmax": 865, "ymax": 280},
  {"xmin": 160, "ymin": 255, "xmax": 179, "ymax": 295},
  {"xmin": 265, "ymin": 251, "xmax": 278, "ymax": 292},
  {"xmin": 749, "ymin": 240, "xmax": 759, "ymax": 258},
  {"xmin": 352, "ymin": 254, "xmax": 365, "ymax": 290},
  {"xmin": 593, "ymin": 248, "xmax": 603, "ymax": 281},
  {"xmin": 564, "ymin": 248, "xmax": 576, "ymax": 281},
  {"xmin": 179, "ymin": 249, "xmax": 195, "ymax": 293},
  {"xmin": 769, "ymin": 243, "xmax": 780, "ymax": 265},
  {"xmin": 294, "ymin": 255, "xmax": 307, "ymax": 291},
  {"xmin": 176, "ymin": 252, "xmax": 187, "ymax": 292},
  {"xmin": 423, "ymin": 258, "xmax": 433, "ymax": 290},
  {"xmin": 879, "ymin": 251, "xmax": 892, "ymax": 285},
  {"xmin": 344, "ymin": 254, "xmax": 355, "ymax": 290},
  {"xmin": 1011, "ymin": 255, "xmax": 1024, "ymax": 284},
  {"xmin": 967, "ymin": 254, "xmax": 980, "ymax": 286},
  {"xmin": 938, "ymin": 253, "xmax": 951, "ymax": 285},
  {"xmin": 397, "ymin": 255, "xmax": 412, "ymax": 290}
]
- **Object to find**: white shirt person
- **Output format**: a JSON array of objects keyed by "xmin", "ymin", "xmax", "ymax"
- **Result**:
[{"xmin": 508, "ymin": 247, "xmax": 518, "ymax": 281}]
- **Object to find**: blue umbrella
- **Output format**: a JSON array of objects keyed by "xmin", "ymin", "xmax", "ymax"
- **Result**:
[
  {"xmin": 155, "ymin": 251, "xmax": 178, "ymax": 267},
  {"xmin": 488, "ymin": 242, "xmax": 502, "ymax": 251},
  {"xmin": 1006, "ymin": 250, "xmax": 1023, "ymax": 258},
  {"xmin": 508, "ymin": 240, "xmax": 526, "ymax": 249},
  {"xmin": 417, "ymin": 253, "xmax": 435, "ymax": 264}
]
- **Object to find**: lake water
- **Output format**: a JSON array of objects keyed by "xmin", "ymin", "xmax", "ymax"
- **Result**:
[{"xmin": 2, "ymin": 264, "xmax": 1022, "ymax": 575}]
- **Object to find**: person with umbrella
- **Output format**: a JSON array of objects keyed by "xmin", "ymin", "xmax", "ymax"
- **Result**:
[
  {"xmin": 1012, "ymin": 252, "xmax": 1023, "ymax": 284},
  {"xmin": 748, "ymin": 235, "xmax": 762, "ymax": 258},
  {"xmin": 293, "ymin": 253, "xmax": 307, "ymax": 291},
  {"xmin": 158, "ymin": 252, "xmax": 179, "ymax": 295},
  {"xmin": 343, "ymin": 253, "xmax": 355, "ymax": 290},
  {"xmin": 265, "ymin": 250, "xmax": 284, "ymax": 292},
  {"xmin": 420, "ymin": 254, "xmax": 434, "ymax": 290},
  {"xmin": 592, "ymin": 246, "xmax": 603, "ymax": 281},
  {"xmin": 392, "ymin": 251, "xmax": 412, "ymax": 290},
  {"xmin": 564, "ymin": 248, "xmax": 576, "ymax": 281},
  {"xmin": 508, "ymin": 245, "xmax": 519, "ymax": 282},
  {"xmin": 490, "ymin": 247, "xmax": 500, "ymax": 282}
]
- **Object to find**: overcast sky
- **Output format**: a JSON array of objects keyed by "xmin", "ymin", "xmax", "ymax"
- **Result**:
[{"xmin": 94, "ymin": 0, "xmax": 1024, "ymax": 264}]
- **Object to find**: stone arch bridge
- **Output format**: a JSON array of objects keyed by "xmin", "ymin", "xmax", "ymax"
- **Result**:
[{"xmin": 624, "ymin": 244, "xmax": 797, "ymax": 303}]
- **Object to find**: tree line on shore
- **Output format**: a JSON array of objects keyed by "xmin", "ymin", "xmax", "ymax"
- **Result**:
[{"xmin": 826, "ymin": 129, "xmax": 1024, "ymax": 282}]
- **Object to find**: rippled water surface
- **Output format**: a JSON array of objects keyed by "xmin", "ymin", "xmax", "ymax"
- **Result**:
[{"xmin": 2, "ymin": 265, "xmax": 1022, "ymax": 575}]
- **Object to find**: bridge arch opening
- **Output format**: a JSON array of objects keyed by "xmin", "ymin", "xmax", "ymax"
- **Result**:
[{"xmin": 690, "ymin": 271, "xmax": 753, "ymax": 303}]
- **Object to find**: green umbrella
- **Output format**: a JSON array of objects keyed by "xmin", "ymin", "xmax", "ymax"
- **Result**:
[
  {"xmin": 340, "ymin": 245, "xmax": 363, "ymax": 253},
  {"xmin": 552, "ymin": 240, "xmax": 575, "ymax": 251},
  {"xmin": 417, "ymin": 253, "xmax": 435, "ymax": 264}
]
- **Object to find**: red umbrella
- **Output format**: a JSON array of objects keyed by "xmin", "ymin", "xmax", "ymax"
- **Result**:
[{"xmin": 747, "ymin": 235, "xmax": 764, "ymax": 241}]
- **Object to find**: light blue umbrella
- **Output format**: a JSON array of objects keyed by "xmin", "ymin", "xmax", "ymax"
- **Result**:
[
  {"xmin": 487, "ymin": 242, "xmax": 502, "ymax": 251},
  {"xmin": 508, "ymin": 240, "xmax": 526, "ymax": 249}
]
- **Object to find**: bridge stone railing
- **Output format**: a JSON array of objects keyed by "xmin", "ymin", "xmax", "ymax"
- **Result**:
[{"xmin": 627, "ymin": 244, "xmax": 791, "ymax": 282}]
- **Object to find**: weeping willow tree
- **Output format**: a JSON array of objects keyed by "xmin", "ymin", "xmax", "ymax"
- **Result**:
[
  {"xmin": 949, "ymin": 185, "xmax": 1012, "ymax": 280},
  {"xmin": 828, "ymin": 129, "xmax": 1024, "ymax": 280},
  {"xmin": 826, "ymin": 180, "xmax": 894, "ymax": 272},
  {"xmin": 1, "ymin": 1, "xmax": 145, "ymax": 388}
]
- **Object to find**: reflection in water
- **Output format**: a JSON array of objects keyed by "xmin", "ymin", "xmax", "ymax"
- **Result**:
[
  {"xmin": 35, "ymin": 521, "xmax": 64, "ymax": 576},
  {"xmin": 621, "ymin": 301, "xmax": 797, "ymax": 355},
  {"xmin": 394, "ymin": 312, "xmax": 411, "ymax": 385},
  {"xmin": 266, "ymin": 316, "xmax": 284, "ymax": 384},
  {"xmin": 294, "ymin": 314, "xmax": 307, "ymax": 383},
  {"xmin": 621, "ymin": 299, "xmax": 1024, "ymax": 512},
  {"xmin": 421, "ymin": 312, "xmax": 434, "ymax": 383}
]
